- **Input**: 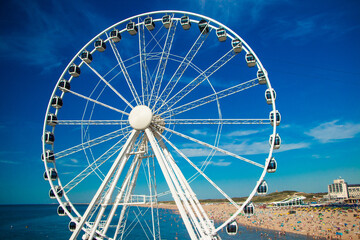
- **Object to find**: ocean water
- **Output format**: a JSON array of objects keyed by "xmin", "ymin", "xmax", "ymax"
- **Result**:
[{"xmin": 0, "ymin": 205, "xmax": 321, "ymax": 239}]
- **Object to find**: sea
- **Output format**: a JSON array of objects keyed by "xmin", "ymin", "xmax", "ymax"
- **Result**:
[{"xmin": 0, "ymin": 204, "xmax": 322, "ymax": 239}]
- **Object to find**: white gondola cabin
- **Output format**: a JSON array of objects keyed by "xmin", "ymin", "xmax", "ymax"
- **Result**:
[
  {"xmin": 57, "ymin": 204, "xmax": 72, "ymax": 216},
  {"xmin": 216, "ymin": 27, "xmax": 227, "ymax": 42},
  {"xmin": 44, "ymin": 131, "xmax": 55, "ymax": 145},
  {"xmin": 42, "ymin": 150, "xmax": 55, "ymax": 163},
  {"xmin": 270, "ymin": 110, "xmax": 281, "ymax": 126},
  {"xmin": 144, "ymin": 17, "xmax": 155, "ymax": 31},
  {"xmin": 269, "ymin": 133, "xmax": 281, "ymax": 149},
  {"xmin": 80, "ymin": 50, "xmax": 92, "ymax": 63},
  {"xmin": 267, "ymin": 157, "xmax": 277, "ymax": 173},
  {"xmin": 68, "ymin": 64, "xmax": 80, "ymax": 77},
  {"xmin": 231, "ymin": 39, "xmax": 242, "ymax": 53},
  {"xmin": 180, "ymin": 16, "xmax": 191, "ymax": 30},
  {"xmin": 226, "ymin": 221, "xmax": 238, "ymax": 235},
  {"xmin": 257, "ymin": 180, "xmax": 268, "ymax": 195},
  {"xmin": 257, "ymin": 70, "xmax": 266, "ymax": 85},
  {"xmin": 127, "ymin": 22, "xmax": 138, "ymax": 35},
  {"xmin": 58, "ymin": 79, "xmax": 70, "ymax": 92},
  {"xmin": 110, "ymin": 29, "xmax": 121, "ymax": 42},
  {"xmin": 198, "ymin": 19, "xmax": 209, "ymax": 34},
  {"xmin": 51, "ymin": 96, "xmax": 63, "ymax": 109},
  {"xmin": 162, "ymin": 15, "xmax": 172, "ymax": 29},
  {"xmin": 245, "ymin": 53, "xmax": 256, "ymax": 67},
  {"xmin": 46, "ymin": 113, "xmax": 57, "ymax": 127},
  {"xmin": 44, "ymin": 168, "xmax": 57, "ymax": 181},
  {"xmin": 244, "ymin": 203, "xmax": 254, "ymax": 216},
  {"xmin": 49, "ymin": 186, "xmax": 63, "ymax": 199},
  {"xmin": 94, "ymin": 39, "xmax": 106, "ymax": 52},
  {"xmin": 265, "ymin": 88, "xmax": 276, "ymax": 104}
]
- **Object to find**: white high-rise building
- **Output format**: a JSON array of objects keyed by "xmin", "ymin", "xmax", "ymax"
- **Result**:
[{"xmin": 328, "ymin": 178, "xmax": 349, "ymax": 199}]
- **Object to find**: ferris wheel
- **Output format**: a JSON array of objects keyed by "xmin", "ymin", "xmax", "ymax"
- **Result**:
[{"xmin": 42, "ymin": 10, "xmax": 281, "ymax": 240}]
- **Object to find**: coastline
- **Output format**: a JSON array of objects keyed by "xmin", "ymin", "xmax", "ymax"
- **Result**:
[{"xmin": 158, "ymin": 203, "xmax": 360, "ymax": 239}]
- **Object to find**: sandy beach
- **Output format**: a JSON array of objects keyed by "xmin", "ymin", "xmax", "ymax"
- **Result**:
[{"xmin": 158, "ymin": 203, "xmax": 360, "ymax": 239}]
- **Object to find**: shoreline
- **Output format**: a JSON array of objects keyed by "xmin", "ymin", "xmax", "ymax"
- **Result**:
[{"xmin": 157, "ymin": 203, "xmax": 360, "ymax": 239}]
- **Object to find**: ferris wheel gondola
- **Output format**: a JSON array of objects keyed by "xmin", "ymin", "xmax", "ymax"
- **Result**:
[
  {"xmin": 80, "ymin": 50, "xmax": 93, "ymax": 64},
  {"xmin": 226, "ymin": 221, "xmax": 238, "ymax": 235},
  {"xmin": 144, "ymin": 16, "xmax": 155, "ymax": 31},
  {"xmin": 94, "ymin": 39, "xmax": 106, "ymax": 52},
  {"xmin": 267, "ymin": 157, "xmax": 277, "ymax": 173},
  {"xmin": 162, "ymin": 14, "xmax": 172, "ymax": 28},
  {"xmin": 44, "ymin": 168, "xmax": 58, "ymax": 181},
  {"xmin": 110, "ymin": 29, "xmax": 122, "ymax": 42},
  {"xmin": 216, "ymin": 27, "xmax": 227, "ymax": 42}
]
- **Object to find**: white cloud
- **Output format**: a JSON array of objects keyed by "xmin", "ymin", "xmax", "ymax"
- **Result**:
[
  {"xmin": 0, "ymin": 160, "xmax": 19, "ymax": 165},
  {"xmin": 0, "ymin": 1, "xmax": 109, "ymax": 72},
  {"xmin": 190, "ymin": 129, "xmax": 208, "ymax": 136},
  {"xmin": 306, "ymin": 120, "xmax": 360, "ymax": 143},
  {"xmin": 180, "ymin": 147, "xmax": 214, "ymax": 157},
  {"xmin": 312, "ymin": 154, "xmax": 330, "ymax": 159},
  {"xmin": 226, "ymin": 130, "xmax": 259, "ymax": 137},
  {"xmin": 276, "ymin": 142, "xmax": 310, "ymax": 153},
  {"xmin": 200, "ymin": 159, "xmax": 231, "ymax": 167},
  {"xmin": 179, "ymin": 139, "xmax": 308, "ymax": 158},
  {"xmin": 194, "ymin": 0, "xmax": 286, "ymax": 25},
  {"xmin": 70, "ymin": 158, "xmax": 79, "ymax": 164}
]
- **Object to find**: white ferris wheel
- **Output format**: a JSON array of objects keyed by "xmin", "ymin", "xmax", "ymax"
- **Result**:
[{"xmin": 42, "ymin": 10, "xmax": 281, "ymax": 240}]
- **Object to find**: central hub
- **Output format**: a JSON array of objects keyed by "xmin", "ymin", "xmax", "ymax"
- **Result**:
[{"xmin": 128, "ymin": 105, "xmax": 153, "ymax": 130}]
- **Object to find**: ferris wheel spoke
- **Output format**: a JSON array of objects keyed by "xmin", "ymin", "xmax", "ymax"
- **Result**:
[
  {"xmin": 64, "ymin": 88, "xmax": 129, "ymax": 116},
  {"xmin": 165, "ymin": 118, "xmax": 270, "ymax": 125},
  {"xmin": 70, "ymin": 130, "xmax": 139, "ymax": 240},
  {"xmin": 159, "ymin": 132, "xmax": 240, "ymax": 210},
  {"xmin": 87, "ymin": 133, "xmax": 143, "ymax": 240},
  {"xmin": 102, "ymin": 149, "xmax": 144, "ymax": 237},
  {"xmin": 148, "ymin": 20, "xmax": 178, "ymax": 107},
  {"xmin": 155, "ymin": 132, "xmax": 216, "ymax": 235},
  {"xmin": 83, "ymin": 61, "xmax": 134, "ymax": 109},
  {"xmin": 106, "ymin": 33, "xmax": 142, "ymax": 105},
  {"xmin": 145, "ymin": 128, "xmax": 200, "ymax": 239},
  {"xmin": 161, "ymin": 126, "xmax": 264, "ymax": 168},
  {"xmin": 54, "ymin": 119, "xmax": 129, "ymax": 125},
  {"xmin": 158, "ymin": 48, "xmax": 237, "ymax": 113},
  {"xmin": 63, "ymin": 131, "xmax": 131, "ymax": 193},
  {"xmin": 154, "ymin": 28, "xmax": 212, "ymax": 111},
  {"xmin": 112, "ymin": 163, "xmax": 144, "ymax": 240},
  {"xmin": 161, "ymin": 78, "xmax": 259, "ymax": 117},
  {"xmin": 54, "ymin": 126, "xmax": 130, "ymax": 159},
  {"xmin": 141, "ymin": 17, "xmax": 166, "ymax": 52},
  {"xmin": 138, "ymin": 22, "xmax": 151, "ymax": 105}
]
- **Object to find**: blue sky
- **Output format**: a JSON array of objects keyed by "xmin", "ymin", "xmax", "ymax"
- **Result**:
[{"xmin": 0, "ymin": 0, "xmax": 359, "ymax": 204}]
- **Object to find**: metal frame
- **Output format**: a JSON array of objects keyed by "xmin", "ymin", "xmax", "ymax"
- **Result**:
[{"xmin": 42, "ymin": 10, "xmax": 279, "ymax": 240}]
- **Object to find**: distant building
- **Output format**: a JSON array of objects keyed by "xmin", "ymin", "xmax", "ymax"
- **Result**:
[
  {"xmin": 272, "ymin": 196, "xmax": 306, "ymax": 207},
  {"xmin": 327, "ymin": 178, "xmax": 360, "ymax": 202},
  {"xmin": 348, "ymin": 184, "xmax": 360, "ymax": 198},
  {"xmin": 328, "ymin": 178, "xmax": 348, "ymax": 199}
]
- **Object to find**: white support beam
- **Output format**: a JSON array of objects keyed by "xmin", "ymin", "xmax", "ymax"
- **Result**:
[
  {"xmin": 155, "ymin": 133, "xmax": 215, "ymax": 238},
  {"xmin": 153, "ymin": 28, "xmax": 211, "ymax": 112},
  {"xmin": 69, "ymin": 130, "xmax": 139, "ymax": 240},
  {"xmin": 164, "ymin": 119, "xmax": 270, "ymax": 125},
  {"xmin": 162, "ymin": 126, "xmax": 265, "ymax": 168},
  {"xmin": 145, "ymin": 128, "xmax": 198, "ymax": 240},
  {"xmin": 158, "ymin": 48, "xmax": 237, "ymax": 113},
  {"xmin": 161, "ymin": 79, "xmax": 259, "ymax": 117}
]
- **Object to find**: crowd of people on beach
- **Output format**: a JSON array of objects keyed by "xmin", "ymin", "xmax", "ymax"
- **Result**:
[{"xmin": 202, "ymin": 203, "xmax": 360, "ymax": 239}]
